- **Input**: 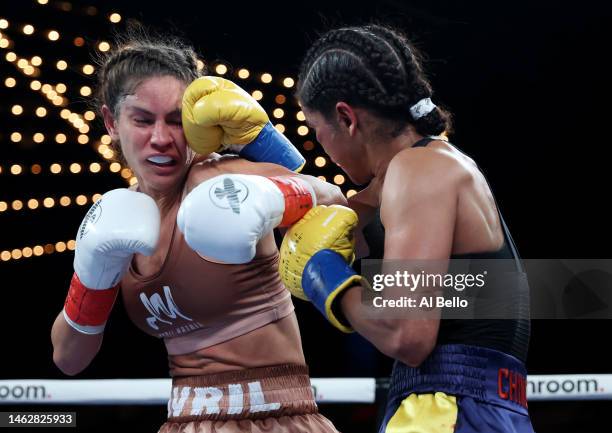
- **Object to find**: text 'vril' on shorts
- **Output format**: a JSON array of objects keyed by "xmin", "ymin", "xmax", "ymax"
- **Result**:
[
  {"xmin": 166, "ymin": 364, "xmax": 318, "ymax": 422},
  {"xmin": 169, "ymin": 380, "xmax": 280, "ymax": 418}
]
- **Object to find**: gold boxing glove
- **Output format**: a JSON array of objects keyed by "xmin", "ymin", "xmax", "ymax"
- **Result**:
[
  {"xmin": 182, "ymin": 76, "xmax": 305, "ymax": 171},
  {"xmin": 280, "ymin": 205, "xmax": 362, "ymax": 332}
]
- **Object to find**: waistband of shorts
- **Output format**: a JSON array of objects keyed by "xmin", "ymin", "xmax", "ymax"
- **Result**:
[
  {"xmin": 167, "ymin": 364, "xmax": 317, "ymax": 422},
  {"xmin": 389, "ymin": 344, "xmax": 528, "ymax": 414}
]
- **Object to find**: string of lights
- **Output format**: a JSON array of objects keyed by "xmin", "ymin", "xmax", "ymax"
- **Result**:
[
  {"xmin": 0, "ymin": 13, "xmax": 130, "ymax": 182},
  {"xmin": 0, "ymin": 193, "xmax": 102, "ymax": 213},
  {"xmin": 0, "ymin": 161, "xmax": 127, "ymax": 175},
  {"xmin": 0, "ymin": 239, "xmax": 76, "ymax": 262}
]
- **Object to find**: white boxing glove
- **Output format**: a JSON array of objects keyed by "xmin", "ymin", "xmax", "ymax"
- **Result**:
[
  {"xmin": 177, "ymin": 174, "xmax": 316, "ymax": 264},
  {"xmin": 74, "ymin": 188, "xmax": 161, "ymax": 289},
  {"xmin": 64, "ymin": 189, "xmax": 160, "ymax": 334}
]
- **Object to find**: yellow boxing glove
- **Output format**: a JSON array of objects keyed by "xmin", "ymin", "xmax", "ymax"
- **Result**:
[
  {"xmin": 182, "ymin": 76, "xmax": 305, "ymax": 171},
  {"xmin": 280, "ymin": 205, "xmax": 363, "ymax": 332}
]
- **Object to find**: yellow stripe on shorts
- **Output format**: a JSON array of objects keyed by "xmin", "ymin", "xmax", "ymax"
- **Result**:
[{"xmin": 385, "ymin": 392, "xmax": 458, "ymax": 433}]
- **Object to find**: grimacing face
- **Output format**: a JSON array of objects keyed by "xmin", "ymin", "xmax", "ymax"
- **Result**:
[{"xmin": 106, "ymin": 75, "xmax": 193, "ymax": 195}]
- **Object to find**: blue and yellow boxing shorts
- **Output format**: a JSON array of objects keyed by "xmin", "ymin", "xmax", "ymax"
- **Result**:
[{"xmin": 379, "ymin": 344, "xmax": 535, "ymax": 433}]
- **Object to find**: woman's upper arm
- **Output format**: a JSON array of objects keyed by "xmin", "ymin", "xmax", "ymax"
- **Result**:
[
  {"xmin": 187, "ymin": 158, "xmax": 346, "ymax": 206},
  {"xmin": 377, "ymin": 150, "xmax": 460, "ymax": 358},
  {"xmin": 381, "ymin": 150, "xmax": 458, "ymax": 261}
]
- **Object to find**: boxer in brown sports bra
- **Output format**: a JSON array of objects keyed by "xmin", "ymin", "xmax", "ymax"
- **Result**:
[
  {"xmin": 130, "ymin": 156, "xmax": 340, "ymax": 433},
  {"xmin": 50, "ymin": 28, "xmax": 343, "ymax": 433}
]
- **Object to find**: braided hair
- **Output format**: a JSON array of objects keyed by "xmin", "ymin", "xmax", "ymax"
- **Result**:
[{"xmin": 297, "ymin": 25, "xmax": 452, "ymax": 137}]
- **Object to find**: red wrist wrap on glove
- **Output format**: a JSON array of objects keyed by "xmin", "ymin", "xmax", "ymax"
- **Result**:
[
  {"xmin": 64, "ymin": 273, "xmax": 119, "ymax": 327},
  {"xmin": 268, "ymin": 176, "xmax": 314, "ymax": 226}
]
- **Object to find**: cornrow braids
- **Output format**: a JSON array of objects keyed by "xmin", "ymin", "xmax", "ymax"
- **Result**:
[
  {"xmin": 364, "ymin": 25, "xmax": 453, "ymax": 136},
  {"xmin": 297, "ymin": 24, "xmax": 452, "ymax": 137}
]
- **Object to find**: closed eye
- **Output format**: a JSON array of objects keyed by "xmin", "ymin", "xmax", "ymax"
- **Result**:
[{"xmin": 133, "ymin": 118, "xmax": 153, "ymax": 125}]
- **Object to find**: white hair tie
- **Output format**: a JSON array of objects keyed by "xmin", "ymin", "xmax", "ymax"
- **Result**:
[{"xmin": 409, "ymin": 97, "xmax": 437, "ymax": 120}]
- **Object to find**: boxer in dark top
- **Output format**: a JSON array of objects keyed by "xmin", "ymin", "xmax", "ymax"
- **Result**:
[{"xmin": 280, "ymin": 24, "xmax": 534, "ymax": 432}]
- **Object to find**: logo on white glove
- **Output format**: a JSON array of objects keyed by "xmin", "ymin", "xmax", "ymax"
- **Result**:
[
  {"xmin": 209, "ymin": 177, "xmax": 249, "ymax": 214},
  {"xmin": 77, "ymin": 200, "xmax": 102, "ymax": 240}
]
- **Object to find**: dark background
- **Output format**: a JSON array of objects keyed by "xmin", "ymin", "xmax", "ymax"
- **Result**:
[{"xmin": 1, "ymin": 0, "xmax": 611, "ymax": 431}]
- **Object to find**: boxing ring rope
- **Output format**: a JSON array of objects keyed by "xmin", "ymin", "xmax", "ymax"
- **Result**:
[{"xmin": 1, "ymin": 375, "xmax": 611, "ymax": 405}]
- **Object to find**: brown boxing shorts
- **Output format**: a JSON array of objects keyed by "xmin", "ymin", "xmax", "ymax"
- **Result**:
[{"xmin": 158, "ymin": 364, "xmax": 340, "ymax": 433}]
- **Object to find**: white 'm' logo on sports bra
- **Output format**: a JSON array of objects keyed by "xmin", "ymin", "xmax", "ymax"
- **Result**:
[{"xmin": 140, "ymin": 285, "xmax": 192, "ymax": 330}]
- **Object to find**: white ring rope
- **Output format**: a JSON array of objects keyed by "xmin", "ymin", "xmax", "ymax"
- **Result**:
[{"xmin": 0, "ymin": 375, "xmax": 610, "ymax": 405}]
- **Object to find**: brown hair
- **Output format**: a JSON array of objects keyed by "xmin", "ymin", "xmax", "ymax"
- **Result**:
[{"xmin": 95, "ymin": 23, "xmax": 203, "ymax": 118}]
